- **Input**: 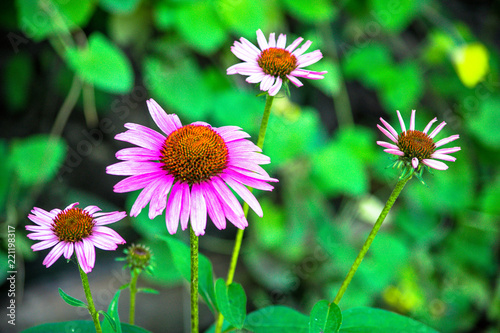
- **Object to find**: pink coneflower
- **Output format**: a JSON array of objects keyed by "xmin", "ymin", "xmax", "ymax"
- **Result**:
[
  {"xmin": 107, "ymin": 99, "xmax": 278, "ymax": 236},
  {"xmin": 227, "ymin": 29, "xmax": 327, "ymax": 96},
  {"xmin": 26, "ymin": 203, "xmax": 126, "ymax": 273},
  {"xmin": 377, "ymin": 110, "xmax": 460, "ymax": 175}
]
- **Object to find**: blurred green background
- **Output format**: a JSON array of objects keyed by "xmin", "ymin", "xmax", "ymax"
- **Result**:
[{"xmin": 0, "ymin": 0, "xmax": 499, "ymax": 332}]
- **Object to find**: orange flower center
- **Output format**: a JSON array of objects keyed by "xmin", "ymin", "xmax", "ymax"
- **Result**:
[
  {"xmin": 397, "ymin": 130, "xmax": 436, "ymax": 161},
  {"xmin": 160, "ymin": 125, "xmax": 228, "ymax": 184},
  {"xmin": 258, "ymin": 47, "xmax": 298, "ymax": 78},
  {"xmin": 52, "ymin": 208, "xmax": 95, "ymax": 242}
]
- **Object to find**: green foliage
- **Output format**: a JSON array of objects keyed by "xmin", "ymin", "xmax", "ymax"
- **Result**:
[
  {"xmin": 3, "ymin": 53, "xmax": 32, "ymax": 111},
  {"xmin": 65, "ymin": 32, "xmax": 134, "ymax": 94},
  {"xmin": 159, "ymin": 235, "xmax": 217, "ymax": 313},
  {"xmin": 215, "ymin": 279, "xmax": 247, "ymax": 329},
  {"xmin": 58, "ymin": 288, "xmax": 87, "ymax": 308},
  {"xmin": 244, "ymin": 306, "xmax": 309, "ymax": 333},
  {"xmin": 8, "ymin": 134, "xmax": 66, "ymax": 186},
  {"xmin": 101, "ymin": 289, "xmax": 122, "ymax": 333},
  {"xmin": 309, "ymin": 300, "xmax": 342, "ymax": 333},
  {"xmin": 340, "ymin": 307, "xmax": 439, "ymax": 332},
  {"xmin": 21, "ymin": 321, "xmax": 151, "ymax": 333}
]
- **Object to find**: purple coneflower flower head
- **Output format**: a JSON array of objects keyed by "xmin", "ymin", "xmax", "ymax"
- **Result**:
[
  {"xmin": 377, "ymin": 110, "xmax": 461, "ymax": 179},
  {"xmin": 227, "ymin": 29, "xmax": 327, "ymax": 96},
  {"xmin": 26, "ymin": 203, "xmax": 126, "ymax": 273},
  {"xmin": 107, "ymin": 99, "xmax": 278, "ymax": 236}
]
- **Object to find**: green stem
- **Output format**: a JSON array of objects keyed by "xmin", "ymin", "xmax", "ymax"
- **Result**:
[
  {"xmin": 129, "ymin": 270, "xmax": 139, "ymax": 325},
  {"xmin": 78, "ymin": 264, "xmax": 102, "ymax": 333},
  {"xmin": 191, "ymin": 226, "xmax": 199, "ymax": 333},
  {"xmin": 50, "ymin": 75, "xmax": 82, "ymax": 137},
  {"xmin": 214, "ymin": 94, "xmax": 274, "ymax": 333},
  {"xmin": 333, "ymin": 176, "xmax": 412, "ymax": 305}
]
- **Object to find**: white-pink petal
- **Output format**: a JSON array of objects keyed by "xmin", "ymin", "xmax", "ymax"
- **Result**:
[
  {"xmin": 428, "ymin": 121, "xmax": 446, "ymax": 139},
  {"xmin": 435, "ymin": 134, "xmax": 460, "ymax": 148},
  {"xmin": 190, "ymin": 183, "xmax": 207, "ymax": 236},
  {"xmin": 396, "ymin": 110, "xmax": 406, "ymax": 133},
  {"xmin": 422, "ymin": 159, "xmax": 448, "ymax": 170}
]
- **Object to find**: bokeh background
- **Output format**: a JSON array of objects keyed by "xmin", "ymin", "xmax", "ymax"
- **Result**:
[{"xmin": 1, "ymin": 0, "xmax": 499, "ymax": 332}]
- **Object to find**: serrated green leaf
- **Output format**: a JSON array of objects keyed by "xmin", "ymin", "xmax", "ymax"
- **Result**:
[
  {"xmin": 159, "ymin": 235, "xmax": 217, "ymax": 313},
  {"xmin": 309, "ymin": 300, "xmax": 342, "ymax": 333},
  {"xmin": 174, "ymin": 0, "xmax": 227, "ymax": 54},
  {"xmin": 65, "ymin": 32, "xmax": 134, "ymax": 93},
  {"xmin": 244, "ymin": 306, "xmax": 309, "ymax": 333},
  {"xmin": 215, "ymin": 279, "xmax": 247, "ymax": 329},
  {"xmin": 16, "ymin": 0, "xmax": 96, "ymax": 41},
  {"xmin": 9, "ymin": 134, "xmax": 66, "ymax": 186},
  {"xmin": 58, "ymin": 288, "xmax": 87, "ymax": 308},
  {"xmin": 340, "ymin": 307, "xmax": 439, "ymax": 332}
]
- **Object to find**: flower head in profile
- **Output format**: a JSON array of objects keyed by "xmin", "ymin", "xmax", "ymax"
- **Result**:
[
  {"xmin": 377, "ymin": 110, "xmax": 460, "ymax": 180},
  {"xmin": 26, "ymin": 203, "xmax": 126, "ymax": 273},
  {"xmin": 107, "ymin": 99, "xmax": 278, "ymax": 236},
  {"xmin": 227, "ymin": 29, "xmax": 327, "ymax": 96}
]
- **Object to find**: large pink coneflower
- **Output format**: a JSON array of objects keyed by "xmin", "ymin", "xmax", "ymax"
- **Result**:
[
  {"xmin": 227, "ymin": 29, "xmax": 327, "ymax": 96},
  {"xmin": 26, "ymin": 203, "xmax": 126, "ymax": 273},
  {"xmin": 107, "ymin": 99, "xmax": 278, "ymax": 236},
  {"xmin": 377, "ymin": 110, "xmax": 460, "ymax": 175}
]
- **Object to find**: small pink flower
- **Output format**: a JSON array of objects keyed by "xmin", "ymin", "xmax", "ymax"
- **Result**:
[
  {"xmin": 107, "ymin": 99, "xmax": 278, "ymax": 236},
  {"xmin": 227, "ymin": 29, "xmax": 327, "ymax": 96},
  {"xmin": 26, "ymin": 203, "xmax": 126, "ymax": 273},
  {"xmin": 377, "ymin": 110, "xmax": 461, "ymax": 172}
]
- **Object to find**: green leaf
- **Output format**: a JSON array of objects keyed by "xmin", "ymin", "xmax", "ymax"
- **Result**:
[
  {"xmin": 311, "ymin": 138, "xmax": 368, "ymax": 197},
  {"xmin": 101, "ymin": 289, "xmax": 122, "ymax": 333},
  {"xmin": 369, "ymin": 0, "xmax": 426, "ymax": 33},
  {"xmin": 99, "ymin": 0, "xmax": 141, "ymax": 14},
  {"xmin": 467, "ymin": 96, "xmax": 500, "ymax": 149},
  {"xmin": 212, "ymin": 90, "xmax": 264, "ymax": 134},
  {"xmin": 282, "ymin": 0, "xmax": 336, "ymax": 22},
  {"xmin": 21, "ymin": 321, "xmax": 152, "ymax": 333},
  {"xmin": 137, "ymin": 288, "xmax": 160, "ymax": 295},
  {"xmin": 215, "ymin": 279, "xmax": 247, "ymax": 329},
  {"xmin": 3, "ymin": 53, "xmax": 33, "ymax": 111},
  {"xmin": 379, "ymin": 62, "xmax": 424, "ymax": 112},
  {"xmin": 174, "ymin": 0, "xmax": 227, "ymax": 54},
  {"xmin": 159, "ymin": 235, "xmax": 217, "ymax": 313},
  {"xmin": 309, "ymin": 300, "xmax": 342, "ymax": 333},
  {"xmin": 9, "ymin": 134, "xmax": 66, "ymax": 186},
  {"xmin": 143, "ymin": 56, "xmax": 211, "ymax": 121},
  {"xmin": 342, "ymin": 44, "xmax": 392, "ymax": 84},
  {"xmin": 340, "ymin": 307, "xmax": 439, "ymax": 332},
  {"xmin": 65, "ymin": 32, "xmax": 134, "ymax": 94},
  {"xmin": 216, "ymin": 0, "xmax": 268, "ymax": 36},
  {"xmin": 244, "ymin": 306, "xmax": 309, "ymax": 333},
  {"xmin": 100, "ymin": 310, "xmax": 118, "ymax": 333},
  {"xmin": 16, "ymin": 0, "xmax": 96, "ymax": 41},
  {"xmin": 140, "ymin": 238, "xmax": 183, "ymax": 285},
  {"xmin": 58, "ymin": 288, "xmax": 87, "ymax": 308},
  {"xmin": 309, "ymin": 58, "xmax": 341, "ymax": 96}
]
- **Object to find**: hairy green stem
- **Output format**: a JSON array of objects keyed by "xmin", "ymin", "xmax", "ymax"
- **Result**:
[
  {"xmin": 191, "ymin": 226, "xmax": 199, "ymax": 333},
  {"xmin": 78, "ymin": 264, "xmax": 102, "ymax": 333},
  {"xmin": 214, "ymin": 94, "xmax": 274, "ymax": 333},
  {"xmin": 129, "ymin": 270, "xmax": 139, "ymax": 325},
  {"xmin": 333, "ymin": 176, "xmax": 412, "ymax": 304}
]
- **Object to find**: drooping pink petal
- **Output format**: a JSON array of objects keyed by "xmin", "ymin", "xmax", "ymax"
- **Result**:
[
  {"xmin": 220, "ymin": 173, "xmax": 263, "ymax": 217},
  {"xmin": 190, "ymin": 183, "xmax": 207, "ymax": 236},
  {"xmin": 165, "ymin": 182, "xmax": 183, "ymax": 235},
  {"xmin": 422, "ymin": 159, "xmax": 448, "ymax": 170},
  {"xmin": 201, "ymin": 182, "xmax": 226, "ymax": 230},
  {"xmin": 179, "ymin": 182, "xmax": 191, "ymax": 231},
  {"xmin": 42, "ymin": 242, "xmax": 66, "ymax": 268}
]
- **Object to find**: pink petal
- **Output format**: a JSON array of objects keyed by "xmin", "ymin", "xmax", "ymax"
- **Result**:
[
  {"xmin": 107, "ymin": 161, "xmax": 162, "ymax": 176},
  {"xmin": 256, "ymin": 29, "xmax": 268, "ymax": 50},
  {"xmin": 268, "ymin": 77, "xmax": 283, "ymax": 96},
  {"xmin": 434, "ymin": 134, "xmax": 459, "ymax": 148},
  {"xmin": 384, "ymin": 149, "xmax": 405, "ymax": 156},
  {"xmin": 430, "ymin": 153, "xmax": 456, "ymax": 162},
  {"xmin": 287, "ymin": 74, "xmax": 303, "ymax": 87},
  {"xmin": 42, "ymin": 242, "xmax": 66, "ymax": 268},
  {"xmin": 397, "ymin": 110, "xmax": 406, "ymax": 133},
  {"xmin": 147, "ymin": 98, "xmax": 182, "ymax": 135},
  {"xmin": 268, "ymin": 32, "xmax": 276, "ymax": 47},
  {"xmin": 286, "ymin": 37, "xmax": 304, "ymax": 53},
  {"xmin": 292, "ymin": 40, "xmax": 312, "ymax": 57},
  {"xmin": 190, "ymin": 183, "xmax": 207, "ymax": 236},
  {"xmin": 201, "ymin": 182, "xmax": 226, "ymax": 230},
  {"xmin": 412, "ymin": 157, "xmax": 419, "ymax": 169},
  {"xmin": 63, "ymin": 242, "xmax": 74, "ymax": 259},
  {"xmin": 409, "ymin": 110, "xmax": 416, "ymax": 131},
  {"xmin": 179, "ymin": 182, "xmax": 191, "ymax": 231},
  {"xmin": 428, "ymin": 121, "xmax": 446, "ymax": 139},
  {"xmin": 377, "ymin": 124, "xmax": 398, "ymax": 144},
  {"xmin": 376, "ymin": 141, "xmax": 399, "ymax": 150},
  {"xmin": 94, "ymin": 211, "xmax": 126, "ymax": 225},
  {"xmin": 422, "ymin": 159, "xmax": 448, "ymax": 170},
  {"xmin": 423, "ymin": 117, "xmax": 438, "ymax": 134},
  {"xmin": 165, "ymin": 182, "xmax": 183, "ymax": 234},
  {"xmin": 379, "ymin": 117, "xmax": 399, "ymax": 141},
  {"xmin": 220, "ymin": 173, "xmax": 263, "ymax": 217},
  {"xmin": 297, "ymin": 50, "xmax": 323, "ymax": 68},
  {"xmin": 32, "ymin": 239, "xmax": 59, "ymax": 251},
  {"xmin": 113, "ymin": 171, "xmax": 168, "ymax": 193},
  {"xmin": 210, "ymin": 177, "xmax": 246, "ymax": 229},
  {"xmin": 434, "ymin": 147, "xmax": 461, "ymax": 155}
]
